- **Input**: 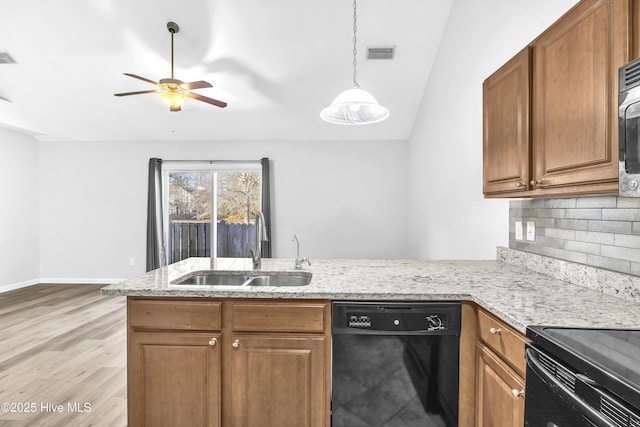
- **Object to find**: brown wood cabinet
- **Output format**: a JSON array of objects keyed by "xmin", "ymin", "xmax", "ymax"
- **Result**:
[
  {"xmin": 475, "ymin": 343, "xmax": 525, "ymax": 427},
  {"xmin": 474, "ymin": 308, "xmax": 528, "ymax": 427},
  {"xmin": 127, "ymin": 297, "xmax": 331, "ymax": 427},
  {"xmin": 128, "ymin": 331, "xmax": 222, "ymax": 427},
  {"xmin": 483, "ymin": 47, "xmax": 531, "ymax": 195},
  {"xmin": 483, "ymin": 0, "xmax": 631, "ymax": 197},
  {"xmin": 229, "ymin": 335, "xmax": 326, "ymax": 427}
]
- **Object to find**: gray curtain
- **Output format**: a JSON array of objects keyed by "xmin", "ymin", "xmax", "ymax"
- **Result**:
[
  {"xmin": 260, "ymin": 157, "xmax": 272, "ymax": 258},
  {"xmin": 146, "ymin": 158, "xmax": 167, "ymax": 271}
]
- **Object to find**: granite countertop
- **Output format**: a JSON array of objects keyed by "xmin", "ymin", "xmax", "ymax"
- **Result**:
[{"xmin": 101, "ymin": 250, "xmax": 640, "ymax": 334}]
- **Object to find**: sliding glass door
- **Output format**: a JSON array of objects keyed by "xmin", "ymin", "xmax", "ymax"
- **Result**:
[{"xmin": 162, "ymin": 162, "xmax": 262, "ymax": 264}]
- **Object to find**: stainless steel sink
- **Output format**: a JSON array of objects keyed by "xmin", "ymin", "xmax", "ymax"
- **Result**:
[
  {"xmin": 175, "ymin": 274, "xmax": 253, "ymax": 286},
  {"xmin": 173, "ymin": 272, "xmax": 312, "ymax": 287},
  {"xmin": 243, "ymin": 274, "xmax": 312, "ymax": 287}
]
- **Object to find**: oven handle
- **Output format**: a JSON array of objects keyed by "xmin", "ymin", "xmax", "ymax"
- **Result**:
[{"xmin": 525, "ymin": 347, "xmax": 616, "ymax": 427}]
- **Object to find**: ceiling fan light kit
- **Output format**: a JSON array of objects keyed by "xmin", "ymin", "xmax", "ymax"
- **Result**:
[
  {"xmin": 114, "ymin": 21, "xmax": 227, "ymax": 112},
  {"xmin": 321, "ymin": 0, "xmax": 389, "ymax": 125}
]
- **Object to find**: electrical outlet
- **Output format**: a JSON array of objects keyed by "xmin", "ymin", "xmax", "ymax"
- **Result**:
[
  {"xmin": 129, "ymin": 258, "xmax": 135, "ymax": 266},
  {"xmin": 515, "ymin": 221, "xmax": 523, "ymax": 241},
  {"xmin": 526, "ymin": 221, "xmax": 536, "ymax": 241}
]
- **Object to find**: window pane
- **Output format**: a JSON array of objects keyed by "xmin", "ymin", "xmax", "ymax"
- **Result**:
[
  {"xmin": 216, "ymin": 171, "xmax": 261, "ymax": 258},
  {"xmin": 168, "ymin": 172, "xmax": 212, "ymax": 263}
]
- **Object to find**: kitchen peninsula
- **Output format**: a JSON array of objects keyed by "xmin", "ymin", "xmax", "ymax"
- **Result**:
[
  {"xmin": 102, "ymin": 248, "xmax": 640, "ymax": 427},
  {"xmin": 102, "ymin": 250, "xmax": 640, "ymax": 332}
]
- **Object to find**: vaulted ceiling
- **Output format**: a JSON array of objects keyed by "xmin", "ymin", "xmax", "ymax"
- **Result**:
[{"xmin": 0, "ymin": 0, "xmax": 452, "ymax": 142}]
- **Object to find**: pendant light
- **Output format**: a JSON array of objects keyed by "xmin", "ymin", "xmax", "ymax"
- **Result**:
[{"xmin": 320, "ymin": 0, "xmax": 389, "ymax": 125}]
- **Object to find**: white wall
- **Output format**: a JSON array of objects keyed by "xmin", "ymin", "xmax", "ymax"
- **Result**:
[
  {"xmin": 0, "ymin": 128, "xmax": 40, "ymax": 290},
  {"xmin": 407, "ymin": 0, "xmax": 580, "ymax": 259},
  {"xmin": 38, "ymin": 140, "xmax": 409, "ymax": 281}
]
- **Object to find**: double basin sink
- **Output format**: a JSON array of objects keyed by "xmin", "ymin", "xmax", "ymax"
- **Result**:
[{"xmin": 173, "ymin": 271, "xmax": 312, "ymax": 287}]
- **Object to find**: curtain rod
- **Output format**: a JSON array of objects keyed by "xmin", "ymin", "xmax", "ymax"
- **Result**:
[{"xmin": 162, "ymin": 160, "xmax": 262, "ymax": 165}]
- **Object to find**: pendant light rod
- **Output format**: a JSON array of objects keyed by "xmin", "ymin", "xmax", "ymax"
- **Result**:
[
  {"xmin": 352, "ymin": 0, "xmax": 358, "ymax": 86},
  {"xmin": 319, "ymin": 0, "xmax": 389, "ymax": 125}
]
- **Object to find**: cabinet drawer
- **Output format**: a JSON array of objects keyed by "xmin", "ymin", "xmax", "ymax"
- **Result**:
[
  {"xmin": 232, "ymin": 301, "xmax": 328, "ymax": 333},
  {"xmin": 477, "ymin": 309, "xmax": 528, "ymax": 377},
  {"xmin": 129, "ymin": 298, "xmax": 222, "ymax": 331}
]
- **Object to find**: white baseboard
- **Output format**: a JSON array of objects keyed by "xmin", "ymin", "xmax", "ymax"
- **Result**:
[
  {"xmin": 0, "ymin": 278, "xmax": 39, "ymax": 293},
  {"xmin": 0, "ymin": 278, "xmax": 125, "ymax": 293},
  {"xmin": 38, "ymin": 278, "xmax": 125, "ymax": 285}
]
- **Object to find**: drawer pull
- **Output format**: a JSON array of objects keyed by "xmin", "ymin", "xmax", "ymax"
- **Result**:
[
  {"xmin": 511, "ymin": 389, "xmax": 525, "ymax": 398},
  {"xmin": 232, "ymin": 339, "xmax": 240, "ymax": 348},
  {"xmin": 209, "ymin": 338, "xmax": 217, "ymax": 346},
  {"xmin": 489, "ymin": 327, "xmax": 502, "ymax": 335}
]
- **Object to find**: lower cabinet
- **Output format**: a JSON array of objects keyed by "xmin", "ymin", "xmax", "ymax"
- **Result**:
[
  {"xmin": 473, "ymin": 307, "xmax": 528, "ymax": 427},
  {"xmin": 230, "ymin": 335, "xmax": 327, "ymax": 427},
  {"xmin": 127, "ymin": 297, "xmax": 330, "ymax": 427},
  {"xmin": 475, "ymin": 343, "xmax": 525, "ymax": 427},
  {"xmin": 128, "ymin": 332, "xmax": 221, "ymax": 427}
]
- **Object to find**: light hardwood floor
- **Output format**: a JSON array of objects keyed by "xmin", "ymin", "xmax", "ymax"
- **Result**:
[{"xmin": 0, "ymin": 284, "xmax": 127, "ymax": 427}]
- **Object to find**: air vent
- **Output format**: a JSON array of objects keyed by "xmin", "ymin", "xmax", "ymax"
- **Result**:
[
  {"xmin": 367, "ymin": 46, "xmax": 395, "ymax": 60},
  {"xmin": 537, "ymin": 352, "xmax": 576, "ymax": 391},
  {"xmin": 0, "ymin": 51, "xmax": 16, "ymax": 64},
  {"xmin": 620, "ymin": 57, "xmax": 640, "ymax": 92},
  {"xmin": 600, "ymin": 395, "xmax": 632, "ymax": 427}
]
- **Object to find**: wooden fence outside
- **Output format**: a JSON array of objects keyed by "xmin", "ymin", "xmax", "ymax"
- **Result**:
[{"xmin": 168, "ymin": 220, "xmax": 255, "ymax": 263}]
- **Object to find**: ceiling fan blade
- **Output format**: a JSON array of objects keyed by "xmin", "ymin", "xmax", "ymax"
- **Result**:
[
  {"xmin": 188, "ymin": 92, "xmax": 227, "ymax": 108},
  {"xmin": 123, "ymin": 73, "xmax": 158, "ymax": 85},
  {"xmin": 114, "ymin": 90, "xmax": 158, "ymax": 97},
  {"xmin": 182, "ymin": 81, "xmax": 213, "ymax": 90}
]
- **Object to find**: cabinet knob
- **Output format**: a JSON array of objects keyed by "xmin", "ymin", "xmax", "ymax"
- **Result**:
[
  {"xmin": 515, "ymin": 181, "xmax": 526, "ymax": 188},
  {"xmin": 232, "ymin": 339, "xmax": 240, "ymax": 348},
  {"xmin": 511, "ymin": 389, "xmax": 525, "ymax": 398},
  {"xmin": 209, "ymin": 338, "xmax": 217, "ymax": 346},
  {"xmin": 530, "ymin": 179, "xmax": 543, "ymax": 187},
  {"xmin": 489, "ymin": 327, "xmax": 502, "ymax": 335}
]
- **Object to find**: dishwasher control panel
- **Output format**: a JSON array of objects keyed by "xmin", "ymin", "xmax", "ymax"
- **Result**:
[{"xmin": 332, "ymin": 302, "xmax": 461, "ymax": 335}]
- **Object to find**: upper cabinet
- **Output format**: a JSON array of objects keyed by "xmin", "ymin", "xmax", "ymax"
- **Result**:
[
  {"xmin": 483, "ymin": 0, "xmax": 631, "ymax": 198},
  {"xmin": 483, "ymin": 47, "xmax": 531, "ymax": 195}
]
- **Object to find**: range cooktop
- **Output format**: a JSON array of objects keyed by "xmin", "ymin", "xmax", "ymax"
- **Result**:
[{"xmin": 527, "ymin": 326, "xmax": 640, "ymax": 410}]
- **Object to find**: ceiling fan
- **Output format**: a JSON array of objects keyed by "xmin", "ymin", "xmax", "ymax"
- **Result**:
[{"xmin": 114, "ymin": 21, "xmax": 227, "ymax": 112}]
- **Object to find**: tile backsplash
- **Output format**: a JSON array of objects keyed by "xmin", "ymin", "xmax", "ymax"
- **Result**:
[{"xmin": 509, "ymin": 196, "xmax": 640, "ymax": 276}]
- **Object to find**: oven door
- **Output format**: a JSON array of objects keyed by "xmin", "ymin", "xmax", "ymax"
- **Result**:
[{"xmin": 524, "ymin": 347, "xmax": 616, "ymax": 427}]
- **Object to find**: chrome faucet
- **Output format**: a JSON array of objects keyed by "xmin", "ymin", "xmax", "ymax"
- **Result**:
[
  {"xmin": 249, "ymin": 212, "xmax": 268, "ymax": 269},
  {"xmin": 292, "ymin": 235, "xmax": 311, "ymax": 270}
]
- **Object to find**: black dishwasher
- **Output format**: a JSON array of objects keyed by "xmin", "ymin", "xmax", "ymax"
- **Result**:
[{"xmin": 331, "ymin": 301, "xmax": 461, "ymax": 427}]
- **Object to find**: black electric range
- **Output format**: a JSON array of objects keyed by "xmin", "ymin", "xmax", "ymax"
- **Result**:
[{"xmin": 525, "ymin": 326, "xmax": 640, "ymax": 427}]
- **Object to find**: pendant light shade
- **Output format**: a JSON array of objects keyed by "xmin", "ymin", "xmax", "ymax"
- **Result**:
[
  {"xmin": 320, "ymin": 84, "xmax": 389, "ymax": 125},
  {"xmin": 321, "ymin": 0, "xmax": 389, "ymax": 125}
]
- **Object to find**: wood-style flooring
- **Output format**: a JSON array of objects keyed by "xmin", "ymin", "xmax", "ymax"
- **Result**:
[{"xmin": 0, "ymin": 284, "xmax": 127, "ymax": 427}]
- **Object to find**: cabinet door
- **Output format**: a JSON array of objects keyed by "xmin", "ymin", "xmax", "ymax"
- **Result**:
[
  {"xmin": 532, "ymin": 0, "xmax": 629, "ymax": 189},
  {"xmin": 483, "ymin": 46, "xmax": 531, "ymax": 195},
  {"xmin": 230, "ymin": 335, "xmax": 327, "ymax": 427},
  {"xmin": 128, "ymin": 332, "xmax": 221, "ymax": 427},
  {"xmin": 475, "ymin": 343, "xmax": 525, "ymax": 427}
]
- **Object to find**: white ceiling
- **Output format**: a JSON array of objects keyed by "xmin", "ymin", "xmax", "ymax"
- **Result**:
[{"xmin": 0, "ymin": 0, "xmax": 452, "ymax": 142}]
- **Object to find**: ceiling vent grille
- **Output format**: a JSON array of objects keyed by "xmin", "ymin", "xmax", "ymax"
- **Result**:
[
  {"xmin": 0, "ymin": 51, "xmax": 16, "ymax": 64},
  {"xmin": 367, "ymin": 46, "xmax": 395, "ymax": 60}
]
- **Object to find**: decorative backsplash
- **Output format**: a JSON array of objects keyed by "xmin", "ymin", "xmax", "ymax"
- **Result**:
[{"xmin": 509, "ymin": 196, "xmax": 640, "ymax": 276}]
